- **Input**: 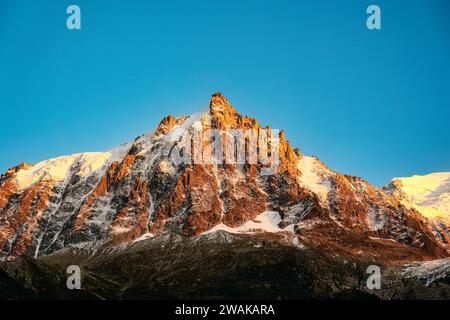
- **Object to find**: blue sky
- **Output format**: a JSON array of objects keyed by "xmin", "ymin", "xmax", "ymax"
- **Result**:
[{"xmin": 0, "ymin": 0, "xmax": 449, "ymax": 187}]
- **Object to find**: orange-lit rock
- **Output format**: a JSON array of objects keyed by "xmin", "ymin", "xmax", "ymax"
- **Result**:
[{"xmin": 0, "ymin": 93, "xmax": 448, "ymax": 264}]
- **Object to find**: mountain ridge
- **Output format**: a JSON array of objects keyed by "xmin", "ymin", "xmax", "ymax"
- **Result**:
[
  {"xmin": 384, "ymin": 172, "xmax": 450, "ymax": 220},
  {"xmin": 0, "ymin": 93, "xmax": 449, "ymax": 264}
]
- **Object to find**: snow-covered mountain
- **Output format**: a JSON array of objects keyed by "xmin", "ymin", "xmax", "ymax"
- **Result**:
[
  {"xmin": 384, "ymin": 172, "xmax": 450, "ymax": 224},
  {"xmin": 1, "ymin": 93, "xmax": 449, "ymax": 264}
]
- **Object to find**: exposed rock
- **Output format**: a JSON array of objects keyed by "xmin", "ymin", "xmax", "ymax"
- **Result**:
[
  {"xmin": 0, "ymin": 93, "xmax": 448, "ymax": 267},
  {"xmin": 155, "ymin": 115, "xmax": 187, "ymax": 136}
]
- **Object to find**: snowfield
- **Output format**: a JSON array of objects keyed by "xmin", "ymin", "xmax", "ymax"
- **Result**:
[
  {"xmin": 296, "ymin": 156, "xmax": 332, "ymax": 206},
  {"xmin": 403, "ymin": 257, "xmax": 450, "ymax": 286},
  {"xmin": 203, "ymin": 211, "xmax": 293, "ymax": 235},
  {"xmin": 388, "ymin": 172, "xmax": 450, "ymax": 223},
  {"xmin": 13, "ymin": 144, "xmax": 130, "ymax": 190}
]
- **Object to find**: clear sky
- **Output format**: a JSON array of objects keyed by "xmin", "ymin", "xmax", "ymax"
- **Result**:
[{"xmin": 0, "ymin": 0, "xmax": 449, "ymax": 187}]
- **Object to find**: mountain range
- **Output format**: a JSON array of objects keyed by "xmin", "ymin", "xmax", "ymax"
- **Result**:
[{"xmin": 0, "ymin": 93, "xmax": 449, "ymax": 299}]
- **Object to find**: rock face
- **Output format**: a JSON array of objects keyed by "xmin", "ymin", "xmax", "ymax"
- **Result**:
[
  {"xmin": 384, "ymin": 173, "xmax": 450, "ymax": 247},
  {"xmin": 0, "ymin": 93, "xmax": 449, "ymax": 266}
]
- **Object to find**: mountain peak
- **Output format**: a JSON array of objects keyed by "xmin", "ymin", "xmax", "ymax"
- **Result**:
[
  {"xmin": 1, "ymin": 94, "xmax": 449, "ymax": 263},
  {"xmin": 209, "ymin": 92, "xmax": 238, "ymax": 116},
  {"xmin": 208, "ymin": 92, "xmax": 242, "ymax": 129}
]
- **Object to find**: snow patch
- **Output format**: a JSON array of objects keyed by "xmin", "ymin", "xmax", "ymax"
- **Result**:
[
  {"xmin": 403, "ymin": 258, "xmax": 450, "ymax": 286},
  {"xmin": 13, "ymin": 144, "xmax": 130, "ymax": 190},
  {"xmin": 110, "ymin": 225, "xmax": 133, "ymax": 235},
  {"xmin": 291, "ymin": 236, "xmax": 305, "ymax": 249},
  {"xmin": 203, "ymin": 211, "xmax": 291, "ymax": 235},
  {"xmin": 297, "ymin": 218, "xmax": 323, "ymax": 230},
  {"xmin": 297, "ymin": 156, "xmax": 332, "ymax": 206},
  {"xmin": 133, "ymin": 232, "xmax": 155, "ymax": 243},
  {"xmin": 366, "ymin": 207, "xmax": 385, "ymax": 231},
  {"xmin": 158, "ymin": 160, "xmax": 175, "ymax": 175},
  {"xmin": 390, "ymin": 172, "xmax": 450, "ymax": 222},
  {"xmin": 167, "ymin": 110, "xmax": 207, "ymax": 142}
]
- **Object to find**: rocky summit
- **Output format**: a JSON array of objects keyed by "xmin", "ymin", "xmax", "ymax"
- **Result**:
[{"xmin": 0, "ymin": 93, "xmax": 449, "ymax": 299}]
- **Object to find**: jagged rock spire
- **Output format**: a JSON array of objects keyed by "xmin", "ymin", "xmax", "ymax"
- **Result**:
[
  {"xmin": 209, "ymin": 92, "xmax": 236, "ymax": 113},
  {"xmin": 209, "ymin": 92, "xmax": 241, "ymax": 129}
]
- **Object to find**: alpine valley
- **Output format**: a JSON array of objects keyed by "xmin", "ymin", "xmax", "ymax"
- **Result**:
[{"xmin": 0, "ymin": 93, "xmax": 449, "ymax": 299}]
